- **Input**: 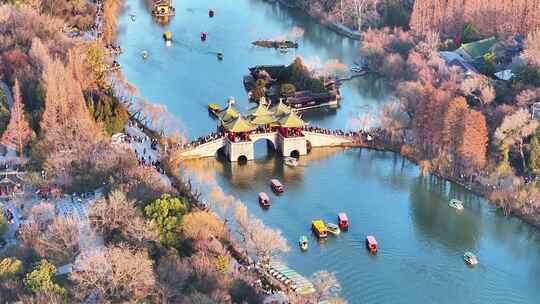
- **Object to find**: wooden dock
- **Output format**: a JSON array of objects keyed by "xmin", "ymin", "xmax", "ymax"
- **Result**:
[{"xmin": 266, "ymin": 261, "xmax": 315, "ymax": 295}]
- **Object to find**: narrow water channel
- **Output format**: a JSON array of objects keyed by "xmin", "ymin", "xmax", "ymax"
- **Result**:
[{"xmin": 117, "ymin": 1, "xmax": 540, "ymax": 303}]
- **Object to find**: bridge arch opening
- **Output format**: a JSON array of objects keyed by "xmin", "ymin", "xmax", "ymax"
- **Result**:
[
  {"xmin": 290, "ymin": 150, "xmax": 300, "ymax": 158},
  {"xmin": 237, "ymin": 155, "xmax": 248, "ymax": 164},
  {"xmin": 253, "ymin": 138, "xmax": 276, "ymax": 160}
]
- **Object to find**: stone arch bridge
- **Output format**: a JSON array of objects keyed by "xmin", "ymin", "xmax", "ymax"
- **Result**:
[{"xmin": 179, "ymin": 129, "xmax": 354, "ymax": 162}]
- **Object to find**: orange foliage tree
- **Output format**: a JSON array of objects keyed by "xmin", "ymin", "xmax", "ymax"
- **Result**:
[
  {"xmin": 410, "ymin": 0, "xmax": 540, "ymax": 36},
  {"xmin": 1, "ymin": 79, "xmax": 34, "ymax": 156}
]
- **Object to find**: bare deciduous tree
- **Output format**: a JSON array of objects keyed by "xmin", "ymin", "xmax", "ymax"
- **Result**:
[
  {"xmin": 495, "ymin": 108, "xmax": 539, "ymax": 170},
  {"xmin": 35, "ymin": 216, "xmax": 80, "ymax": 265},
  {"xmin": 90, "ymin": 190, "xmax": 157, "ymax": 246},
  {"xmin": 234, "ymin": 203, "xmax": 289, "ymax": 263},
  {"xmin": 70, "ymin": 244, "xmax": 156, "ymax": 302}
]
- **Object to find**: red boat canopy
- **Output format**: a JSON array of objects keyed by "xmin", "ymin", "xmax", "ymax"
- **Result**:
[
  {"xmin": 338, "ymin": 213, "xmax": 348, "ymax": 222},
  {"xmin": 271, "ymin": 179, "xmax": 283, "ymax": 187},
  {"xmin": 259, "ymin": 192, "xmax": 269, "ymax": 201},
  {"xmin": 366, "ymin": 235, "xmax": 378, "ymax": 246}
]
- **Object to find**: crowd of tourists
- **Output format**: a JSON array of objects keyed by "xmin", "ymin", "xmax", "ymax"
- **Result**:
[
  {"xmin": 279, "ymin": 127, "xmax": 303, "ymax": 138},
  {"xmin": 105, "ymin": 44, "xmax": 123, "ymax": 54},
  {"xmin": 174, "ymin": 131, "xmax": 225, "ymax": 151}
]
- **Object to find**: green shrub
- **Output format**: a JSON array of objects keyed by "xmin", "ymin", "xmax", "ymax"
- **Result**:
[
  {"xmin": 86, "ymin": 92, "xmax": 129, "ymax": 135},
  {"xmin": 0, "ymin": 212, "xmax": 8, "ymax": 242},
  {"xmin": 144, "ymin": 194, "xmax": 188, "ymax": 247},
  {"xmin": 0, "ymin": 257, "xmax": 23, "ymax": 281},
  {"xmin": 462, "ymin": 23, "xmax": 480, "ymax": 44},
  {"xmin": 24, "ymin": 260, "xmax": 66, "ymax": 296},
  {"xmin": 280, "ymin": 83, "xmax": 296, "ymax": 96}
]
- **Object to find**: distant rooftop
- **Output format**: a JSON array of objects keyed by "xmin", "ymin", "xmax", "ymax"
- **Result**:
[{"xmin": 456, "ymin": 36, "xmax": 497, "ymax": 61}]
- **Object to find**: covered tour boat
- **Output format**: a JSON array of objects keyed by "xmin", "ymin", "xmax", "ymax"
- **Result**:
[
  {"xmin": 299, "ymin": 236, "xmax": 308, "ymax": 251},
  {"xmin": 311, "ymin": 220, "xmax": 328, "ymax": 238},
  {"xmin": 463, "ymin": 251, "xmax": 478, "ymax": 266},
  {"xmin": 141, "ymin": 50, "xmax": 149, "ymax": 60},
  {"xmin": 449, "ymin": 199, "xmax": 464, "ymax": 210},
  {"xmin": 258, "ymin": 192, "xmax": 271, "ymax": 208},
  {"xmin": 163, "ymin": 31, "xmax": 172, "ymax": 41},
  {"xmin": 207, "ymin": 103, "xmax": 220, "ymax": 116},
  {"xmin": 326, "ymin": 223, "xmax": 341, "ymax": 235},
  {"xmin": 284, "ymin": 156, "xmax": 298, "ymax": 167},
  {"xmin": 366, "ymin": 235, "xmax": 378, "ymax": 254},
  {"xmin": 270, "ymin": 179, "xmax": 284, "ymax": 193},
  {"xmin": 337, "ymin": 213, "xmax": 349, "ymax": 230}
]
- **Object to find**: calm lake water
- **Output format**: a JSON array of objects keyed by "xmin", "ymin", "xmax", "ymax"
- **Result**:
[{"xmin": 117, "ymin": 1, "xmax": 540, "ymax": 303}]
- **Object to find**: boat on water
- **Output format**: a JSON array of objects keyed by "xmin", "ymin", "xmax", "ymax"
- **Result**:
[
  {"xmin": 258, "ymin": 192, "xmax": 271, "ymax": 208},
  {"xmin": 284, "ymin": 156, "xmax": 298, "ymax": 167},
  {"xmin": 200, "ymin": 32, "xmax": 208, "ymax": 41},
  {"xmin": 208, "ymin": 9, "xmax": 215, "ymax": 17},
  {"xmin": 299, "ymin": 236, "xmax": 308, "ymax": 251},
  {"xmin": 217, "ymin": 52, "xmax": 224, "ymax": 60},
  {"xmin": 208, "ymin": 103, "xmax": 220, "ymax": 116},
  {"xmin": 311, "ymin": 220, "xmax": 328, "ymax": 238},
  {"xmin": 463, "ymin": 251, "xmax": 478, "ymax": 266},
  {"xmin": 366, "ymin": 235, "xmax": 378, "ymax": 254},
  {"xmin": 141, "ymin": 51, "xmax": 149, "ymax": 60},
  {"xmin": 338, "ymin": 213, "xmax": 349, "ymax": 230},
  {"xmin": 163, "ymin": 31, "xmax": 172, "ymax": 42},
  {"xmin": 130, "ymin": 14, "xmax": 136, "ymax": 21},
  {"xmin": 270, "ymin": 179, "xmax": 284, "ymax": 193},
  {"xmin": 279, "ymin": 45, "xmax": 288, "ymax": 54},
  {"xmin": 326, "ymin": 223, "xmax": 341, "ymax": 235},
  {"xmin": 449, "ymin": 199, "xmax": 464, "ymax": 210}
]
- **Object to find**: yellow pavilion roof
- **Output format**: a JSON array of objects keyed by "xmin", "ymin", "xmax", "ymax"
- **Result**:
[
  {"xmin": 223, "ymin": 116, "xmax": 255, "ymax": 133},
  {"xmin": 277, "ymin": 111, "xmax": 305, "ymax": 128},
  {"xmin": 217, "ymin": 104, "xmax": 239, "ymax": 123},
  {"xmin": 248, "ymin": 103, "xmax": 273, "ymax": 117},
  {"xmin": 250, "ymin": 114, "xmax": 277, "ymax": 125},
  {"xmin": 269, "ymin": 100, "xmax": 291, "ymax": 117}
]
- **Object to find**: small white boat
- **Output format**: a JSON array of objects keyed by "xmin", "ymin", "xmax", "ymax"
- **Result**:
[
  {"xmin": 130, "ymin": 14, "xmax": 136, "ymax": 21},
  {"xmin": 141, "ymin": 51, "xmax": 149, "ymax": 60},
  {"xmin": 463, "ymin": 251, "xmax": 478, "ymax": 266},
  {"xmin": 449, "ymin": 199, "xmax": 464, "ymax": 211},
  {"xmin": 326, "ymin": 223, "xmax": 341, "ymax": 235},
  {"xmin": 284, "ymin": 156, "xmax": 298, "ymax": 167},
  {"xmin": 350, "ymin": 66, "xmax": 363, "ymax": 73},
  {"xmin": 299, "ymin": 235, "xmax": 308, "ymax": 251}
]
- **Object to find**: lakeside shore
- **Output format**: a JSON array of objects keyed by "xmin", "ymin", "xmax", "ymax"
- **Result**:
[{"xmin": 275, "ymin": 0, "xmax": 362, "ymax": 40}]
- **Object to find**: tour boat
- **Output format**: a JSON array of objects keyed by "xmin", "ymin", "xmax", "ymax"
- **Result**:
[
  {"xmin": 463, "ymin": 251, "xmax": 478, "ymax": 266},
  {"xmin": 200, "ymin": 32, "xmax": 208, "ymax": 41},
  {"xmin": 449, "ymin": 199, "xmax": 464, "ymax": 211},
  {"xmin": 366, "ymin": 235, "xmax": 378, "ymax": 254},
  {"xmin": 270, "ymin": 179, "xmax": 284, "ymax": 193},
  {"xmin": 163, "ymin": 31, "xmax": 172, "ymax": 41},
  {"xmin": 141, "ymin": 51, "xmax": 149, "ymax": 60},
  {"xmin": 337, "ymin": 213, "xmax": 349, "ymax": 230},
  {"xmin": 284, "ymin": 156, "xmax": 298, "ymax": 167},
  {"xmin": 207, "ymin": 103, "xmax": 220, "ymax": 115},
  {"xmin": 326, "ymin": 223, "xmax": 341, "ymax": 235},
  {"xmin": 311, "ymin": 220, "xmax": 328, "ymax": 238},
  {"xmin": 258, "ymin": 192, "xmax": 271, "ymax": 208},
  {"xmin": 299, "ymin": 235, "xmax": 308, "ymax": 251}
]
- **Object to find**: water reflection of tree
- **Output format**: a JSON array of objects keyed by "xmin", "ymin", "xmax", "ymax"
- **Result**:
[{"xmin": 409, "ymin": 175, "xmax": 482, "ymax": 251}]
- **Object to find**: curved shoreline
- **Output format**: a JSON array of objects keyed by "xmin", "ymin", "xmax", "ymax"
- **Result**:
[{"xmin": 274, "ymin": 0, "xmax": 362, "ymax": 40}]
